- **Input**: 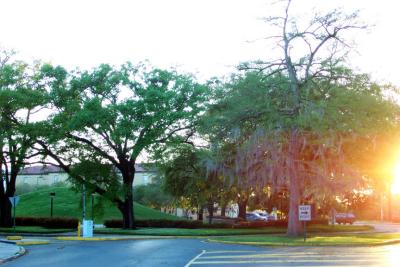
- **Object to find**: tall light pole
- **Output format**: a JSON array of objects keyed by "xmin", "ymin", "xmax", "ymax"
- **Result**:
[
  {"xmin": 91, "ymin": 193, "xmax": 95, "ymax": 222},
  {"xmin": 82, "ymin": 184, "xmax": 86, "ymax": 221},
  {"xmin": 49, "ymin": 192, "xmax": 55, "ymax": 217}
]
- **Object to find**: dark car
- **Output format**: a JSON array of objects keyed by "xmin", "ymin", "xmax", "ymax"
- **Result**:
[{"xmin": 335, "ymin": 213, "xmax": 356, "ymax": 224}]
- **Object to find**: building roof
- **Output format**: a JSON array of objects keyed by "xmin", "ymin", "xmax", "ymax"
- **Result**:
[
  {"xmin": 19, "ymin": 165, "xmax": 64, "ymax": 175},
  {"xmin": 19, "ymin": 163, "xmax": 155, "ymax": 175}
]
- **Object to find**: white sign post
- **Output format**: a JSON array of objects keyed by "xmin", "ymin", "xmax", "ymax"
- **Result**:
[
  {"xmin": 299, "ymin": 205, "xmax": 311, "ymax": 242},
  {"xmin": 8, "ymin": 196, "xmax": 20, "ymax": 233},
  {"xmin": 83, "ymin": 220, "xmax": 93, "ymax": 238}
]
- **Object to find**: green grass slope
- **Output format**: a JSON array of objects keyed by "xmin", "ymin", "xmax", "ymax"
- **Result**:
[{"xmin": 15, "ymin": 187, "xmax": 179, "ymax": 223}]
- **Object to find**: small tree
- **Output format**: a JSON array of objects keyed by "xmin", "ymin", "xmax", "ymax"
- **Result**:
[
  {"xmin": 0, "ymin": 51, "xmax": 46, "ymax": 227},
  {"xmin": 162, "ymin": 145, "xmax": 224, "ymax": 223}
]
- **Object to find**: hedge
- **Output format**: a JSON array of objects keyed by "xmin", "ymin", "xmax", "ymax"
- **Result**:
[
  {"xmin": 104, "ymin": 218, "xmax": 328, "ymax": 229},
  {"xmin": 16, "ymin": 217, "xmax": 79, "ymax": 229}
]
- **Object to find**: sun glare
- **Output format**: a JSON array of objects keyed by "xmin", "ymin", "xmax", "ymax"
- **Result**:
[{"xmin": 392, "ymin": 164, "xmax": 400, "ymax": 195}]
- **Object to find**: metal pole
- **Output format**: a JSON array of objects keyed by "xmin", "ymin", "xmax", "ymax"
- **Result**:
[
  {"xmin": 50, "ymin": 197, "xmax": 53, "ymax": 217},
  {"xmin": 13, "ymin": 199, "xmax": 16, "ymax": 233},
  {"xmin": 91, "ymin": 194, "xmax": 94, "ymax": 221},
  {"xmin": 82, "ymin": 184, "xmax": 86, "ymax": 221},
  {"xmin": 304, "ymin": 221, "xmax": 306, "ymax": 242}
]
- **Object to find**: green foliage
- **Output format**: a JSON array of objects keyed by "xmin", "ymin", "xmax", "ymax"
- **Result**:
[
  {"xmin": 133, "ymin": 183, "xmax": 173, "ymax": 209},
  {"xmin": 161, "ymin": 145, "xmax": 225, "ymax": 210},
  {"xmin": 32, "ymin": 62, "xmax": 211, "ymax": 227},
  {"xmin": 0, "ymin": 51, "xmax": 51, "ymax": 227}
]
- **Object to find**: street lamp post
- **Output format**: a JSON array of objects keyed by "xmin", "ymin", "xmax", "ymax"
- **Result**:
[
  {"xmin": 82, "ymin": 184, "xmax": 86, "ymax": 221},
  {"xmin": 49, "ymin": 192, "xmax": 56, "ymax": 217},
  {"xmin": 91, "ymin": 193, "xmax": 95, "ymax": 222}
]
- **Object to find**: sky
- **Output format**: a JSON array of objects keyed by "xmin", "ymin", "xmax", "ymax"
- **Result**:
[{"xmin": 1, "ymin": 0, "xmax": 399, "ymax": 85}]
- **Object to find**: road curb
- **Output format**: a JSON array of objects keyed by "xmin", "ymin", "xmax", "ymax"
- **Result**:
[
  {"xmin": 1, "ymin": 239, "xmax": 51, "ymax": 246},
  {"xmin": 0, "ymin": 246, "xmax": 27, "ymax": 264},
  {"xmin": 56, "ymin": 236, "xmax": 176, "ymax": 241},
  {"xmin": 15, "ymin": 241, "xmax": 50, "ymax": 245}
]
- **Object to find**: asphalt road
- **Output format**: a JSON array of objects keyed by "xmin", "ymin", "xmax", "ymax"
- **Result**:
[
  {"xmin": 3, "ymin": 238, "xmax": 400, "ymax": 267},
  {"xmin": 358, "ymin": 221, "xmax": 400, "ymax": 233}
]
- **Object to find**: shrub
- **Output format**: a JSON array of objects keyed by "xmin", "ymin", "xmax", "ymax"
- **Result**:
[
  {"xmin": 104, "ymin": 218, "xmax": 328, "ymax": 229},
  {"xmin": 16, "ymin": 217, "xmax": 79, "ymax": 228},
  {"xmin": 104, "ymin": 219, "xmax": 209, "ymax": 229},
  {"xmin": 233, "ymin": 220, "xmax": 287, "ymax": 228},
  {"xmin": 308, "ymin": 218, "xmax": 329, "ymax": 225},
  {"xmin": 104, "ymin": 218, "xmax": 285, "ymax": 229}
]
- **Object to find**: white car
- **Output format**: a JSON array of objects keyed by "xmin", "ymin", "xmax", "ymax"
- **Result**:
[{"xmin": 246, "ymin": 212, "xmax": 268, "ymax": 221}]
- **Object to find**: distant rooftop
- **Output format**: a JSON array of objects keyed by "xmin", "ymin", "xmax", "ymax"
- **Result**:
[
  {"xmin": 19, "ymin": 163, "xmax": 155, "ymax": 175},
  {"xmin": 19, "ymin": 165, "xmax": 63, "ymax": 175}
]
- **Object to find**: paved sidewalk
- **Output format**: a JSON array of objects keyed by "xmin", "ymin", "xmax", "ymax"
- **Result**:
[{"xmin": 0, "ymin": 242, "xmax": 25, "ymax": 264}]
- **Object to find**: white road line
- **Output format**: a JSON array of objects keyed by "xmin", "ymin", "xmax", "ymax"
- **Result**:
[
  {"xmin": 184, "ymin": 250, "xmax": 206, "ymax": 267},
  {"xmin": 203, "ymin": 251, "xmax": 381, "ymax": 257},
  {"xmin": 203, "ymin": 250, "xmax": 257, "ymax": 254},
  {"xmin": 191, "ymin": 259, "xmax": 381, "ymax": 264},
  {"xmin": 200, "ymin": 254, "xmax": 383, "ymax": 259}
]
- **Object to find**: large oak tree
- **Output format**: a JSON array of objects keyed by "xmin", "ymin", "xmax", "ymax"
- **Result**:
[{"xmin": 35, "ymin": 63, "xmax": 209, "ymax": 228}]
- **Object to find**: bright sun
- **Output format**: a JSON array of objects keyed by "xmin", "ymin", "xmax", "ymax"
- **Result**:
[{"xmin": 392, "ymin": 164, "xmax": 400, "ymax": 195}]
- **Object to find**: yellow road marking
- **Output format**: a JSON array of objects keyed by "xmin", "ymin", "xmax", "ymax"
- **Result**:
[
  {"xmin": 6, "ymin": 236, "xmax": 22, "ymax": 240},
  {"xmin": 16, "ymin": 241, "xmax": 50, "ymax": 245}
]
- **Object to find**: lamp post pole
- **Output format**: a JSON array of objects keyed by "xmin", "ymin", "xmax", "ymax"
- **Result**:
[
  {"xmin": 91, "ymin": 193, "xmax": 95, "ymax": 222},
  {"xmin": 82, "ymin": 184, "xmax": 86, "ymax": 221},
  {"xmin": 49, "ymin": 192, "xmax": 56, "ymax": 217}
]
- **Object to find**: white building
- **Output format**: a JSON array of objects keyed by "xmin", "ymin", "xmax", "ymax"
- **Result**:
[{"xmin": 17, "ymin": 164, "xmax": 156, "ymax": 187}]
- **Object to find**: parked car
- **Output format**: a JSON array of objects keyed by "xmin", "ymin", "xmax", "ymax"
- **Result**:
[
  {"xmin": 335, "ymin": 213, "xmax": 356, "ymax": 224},
  {"xmin": 255, "ymin": 211, "xmax": 269, "ymax": 220},
  {"xmin": 246, "ymin": 212, "xmax": 268, "ymax": 222},
  {"xmin": 255, "ymin": 211, "xmax": 277, "ymax": 221}
]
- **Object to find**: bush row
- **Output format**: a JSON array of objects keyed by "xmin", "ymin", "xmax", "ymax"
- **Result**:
[
  {"xmin": 16, "ymin": 217, "xmax": 79, "ymax": 228},
  {"xmin": 104, "ymin": 219, "xmax": 230, "ymax": 229},
  {"xmin": 104, "ymin": 218, "xmax": 328, "ymax": 229}
]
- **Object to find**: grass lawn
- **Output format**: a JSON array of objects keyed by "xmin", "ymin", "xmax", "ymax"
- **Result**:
[
  {"xmin": 306, "ymin": 224, "xmax": 373, "ymax": 233},
  {"xmin": 0, "ymin": 226, "xmax": 73, "ymax": 234},
  {"xmin": 95, "ymin": 224, "xmax": 373, "ymax": 236},
  {"xmin": 15, "ymin": 187, "xmax": 180, "ymax": 223},
  {"xmin": 208, "ymin": 232, "xmax": 400, "ymax": 246}
]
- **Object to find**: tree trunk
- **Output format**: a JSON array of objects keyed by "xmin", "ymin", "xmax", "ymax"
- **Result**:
[
  {"xmin": 0, "ymin": 171, "xmax": 17, "ymax": 228},
  {"xmin": 118, "ymin": 196, "xmax": 135, "ymax": 229},
  {"xmin": 119, "ymin": 164, "xmax": 136, "ymax": 229},
  {"xmin": 220, "ymin": 202, "xmax": 226, "ymax": 217},
  {"xmin": 287, "ymin": 173, "xmax": 302, "ymax": 236},
  {"xmin": 0, "ymin": 196, "xmax": 13, "ymax": 227},
  {"xmin": 207, "ymin": 200, "xmax": 214, "ymax": 224},
  {"xmin": 286, "ymin": 132, "xmax": 303, "ymax": 237},
  {"xmin": 238, "ymin": 197, "xmax": 247, "ymax": 219},
  {"xmin": 197, "ymin": 205, "xmax": 204, "ymax": 221}
]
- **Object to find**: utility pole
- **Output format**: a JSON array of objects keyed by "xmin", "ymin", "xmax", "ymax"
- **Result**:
[{"xmin": 82, "ymin": 184, "xmax": 86, "ymax": 220}]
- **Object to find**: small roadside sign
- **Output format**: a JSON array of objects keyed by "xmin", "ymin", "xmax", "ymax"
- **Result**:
[
  {"xmin": 298, "ymin": 205, "xmax": 311, "ymax": 221},
  {"xmin": 83, "ymin": 220, "xmax": 93, "ymax": 238},
  {"xmin": 8, "ymin": 196, "xmax": 20, "ymax": 207},
  {"xmin": 8, "ymin": 196, "xmax": 20, "ymax": 233}
]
